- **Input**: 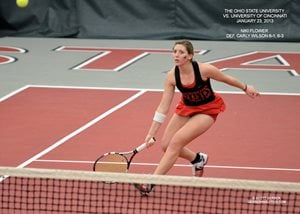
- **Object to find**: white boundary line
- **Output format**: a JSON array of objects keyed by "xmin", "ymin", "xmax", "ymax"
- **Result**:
[
  {"xmin": 220, "ymin": 67, "xmax": 299, "ymax": 77},
  {"xmin": 34, "ymin": 159, "xmax": 300, "ymax": 172},
  {"xmin": 207, "ymin": 51, "xmax": 300, "ymax": 77},
  {"xmin": 0, "ymin": 85, "xmax": 30, "ymax": 102},
  {"xmin": 25, "ymin": 84, "xmax": 300, "ymax": 96},
  {"xmin": 73, "ymin": 51, "xmax": 111, "ymax": 70},
  {"xmin": 0, "ymin": 55, "xmax": 16, "ymax": 65},
  {"xmin": 114, "ymin": 52, "xmax": 149, "ymax": 71},
  {"xmin": 16, "ymin": 89, "xmax": 147, "ymax": 169},
  {"xmin": 241, "ymin": 54, "xmax": 290, "ymax": 66}
]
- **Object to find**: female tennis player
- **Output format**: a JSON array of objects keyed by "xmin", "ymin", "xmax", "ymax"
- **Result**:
[
  {"xmin": 135, "ymin": 40, "xmax": 259, "ymax": 192},
  {"xmin": 135, "ymin": 40, "xmax": 260, "ymax": 194}
]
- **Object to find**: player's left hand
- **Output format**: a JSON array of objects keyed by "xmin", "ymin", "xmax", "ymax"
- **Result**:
[{"xmin": 245, "ymin": 85, "xmax": 260, "ymax": 98}]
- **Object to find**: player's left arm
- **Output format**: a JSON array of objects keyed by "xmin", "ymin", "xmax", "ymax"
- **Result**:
[{"xmin": 201, "ymin": 63, "xmax": 260, "ymax": 98}]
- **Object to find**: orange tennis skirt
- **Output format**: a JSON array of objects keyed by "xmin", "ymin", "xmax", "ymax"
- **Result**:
[{"xmin": 175, "ymin": 93, "xmax": 226, "ymax": 121}]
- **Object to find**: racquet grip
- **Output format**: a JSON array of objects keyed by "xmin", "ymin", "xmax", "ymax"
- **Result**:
[{"xmin": 136, "ymin": 137, "xmax": 155, "ymax": 152}]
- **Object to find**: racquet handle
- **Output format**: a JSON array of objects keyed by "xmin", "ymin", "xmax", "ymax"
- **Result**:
[{"xmin": 136, "ymin": 137, "xmax": 156, "ymax": 152}]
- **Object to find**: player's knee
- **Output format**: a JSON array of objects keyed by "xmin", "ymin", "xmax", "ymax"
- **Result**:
[
  {"xmin": 165, "ymin": 139, "xmax": 183, "ymax": 153},
  {"xmin": 161, "ymin": 135, "xmax": 184, "ymax": 153}
]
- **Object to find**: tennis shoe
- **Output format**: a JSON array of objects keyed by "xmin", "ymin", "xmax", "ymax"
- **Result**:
[
  {"xmin": 192, "ymin": 153, "xmax": 208, "ymax": 177},
  {"xmin": 134, "ymin": 183, "xmax": 154, "ymax": 196}
]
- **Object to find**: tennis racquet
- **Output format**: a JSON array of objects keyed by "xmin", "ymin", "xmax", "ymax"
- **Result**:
[{"xmin": 93, "ymin": 138, "xmax": 155, "ymax": 173}]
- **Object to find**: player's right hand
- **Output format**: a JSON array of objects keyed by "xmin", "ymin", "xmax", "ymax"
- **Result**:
[{"xmin": 145, "ymin": 135, "xmax": 156, "ymax": 148}]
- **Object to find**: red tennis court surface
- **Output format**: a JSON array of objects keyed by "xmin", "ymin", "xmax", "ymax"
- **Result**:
[{"xmin": 0, "ymin": 85, "xmax": 299, "ymax": 182}]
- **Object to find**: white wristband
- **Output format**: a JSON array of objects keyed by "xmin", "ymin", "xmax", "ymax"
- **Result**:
[{"xmin": 153, "ymin": 112, "xmax": 166, "ymax": 123}]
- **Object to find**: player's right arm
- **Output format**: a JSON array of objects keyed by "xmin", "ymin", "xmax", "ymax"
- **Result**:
[{"xmin": 145, "ymin": 69, "xmax": 176, "ymax": 146}]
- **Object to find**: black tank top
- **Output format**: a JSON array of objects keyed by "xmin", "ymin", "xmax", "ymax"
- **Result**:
[{"xmin": 175, "ymin": 61, "xmax": 215, "ymax": 106}]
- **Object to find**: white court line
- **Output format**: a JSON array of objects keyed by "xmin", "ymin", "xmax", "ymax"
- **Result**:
[
  {"xmin": 1, "ymin": 83, "xmax": 300, "ymax": 104},
  {"xmin": 26, "ymin": 84, "xmax": 300, "ymax": 96},
  {"xmin": 0, "ymin": 85, "xmax": 30, "ymax": 102},
  {"xmin": 35, "ymin": 159, "xmax": 300, "ymax": 172},
  {"xmin": 16, "ymin": 89, "xmax": 147, "ymax": 169}
]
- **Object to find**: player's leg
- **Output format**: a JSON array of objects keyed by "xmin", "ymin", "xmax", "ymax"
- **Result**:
[
  {"xmin": 160, "ymin": 114, "xmax": 200, "ymax": 162},
  {"xmin": 160, "ymin": 113, "xmax": 189, "ymax": 153},
  {"xmin": 161, "ymin": 113, "xmax": 213, "ymax": 161},
  {"xmin": 154, "ymin": 114, "xmax": 214, "ymax": 175}
]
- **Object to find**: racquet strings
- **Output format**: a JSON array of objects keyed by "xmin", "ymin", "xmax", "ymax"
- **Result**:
[{"xmin": 94, "ymin": 154, "xmax": 128, "ymax": 173}]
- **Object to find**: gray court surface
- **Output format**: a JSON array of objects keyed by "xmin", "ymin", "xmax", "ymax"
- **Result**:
[{"xmin": 0, "ymin": 37, "xmax": 299, "ymax": 98}]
